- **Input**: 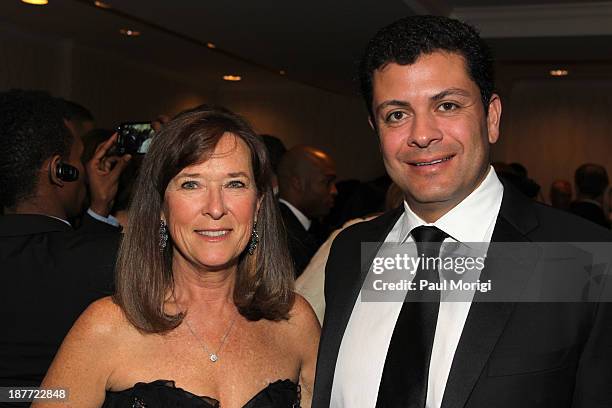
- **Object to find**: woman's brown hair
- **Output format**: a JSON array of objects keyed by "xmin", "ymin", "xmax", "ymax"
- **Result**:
[{"xmin": 114, "ymin": 105, "xmax": 295, "ymax": 333}]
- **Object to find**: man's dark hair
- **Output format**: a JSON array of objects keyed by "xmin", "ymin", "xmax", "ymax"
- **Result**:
[
  {"xmin": 260, "ymin": 134, "xmax": 287, "ymax": 173},
  {"xmin": 509, "ymin": 162, "xmax": 528, "ymax": 178},
  {"xmin": 358, "ymin": 15, "xmax": 494, "ymax": 118},
  {"xmin": 575, "ymin": 163, "xmax": 609, "ymax": 198},
  {"xmin": 0, "ymin": 90, "xmax": 72, "ymax": 209},
  {"xmin": 58, "ymin": 98, "xmax": 94, "ymax": 122}
]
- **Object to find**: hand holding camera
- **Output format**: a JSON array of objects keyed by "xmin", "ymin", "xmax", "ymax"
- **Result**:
[{"xmin": 87, "ymin": 133, "xmax": 132, "ymax": 217}]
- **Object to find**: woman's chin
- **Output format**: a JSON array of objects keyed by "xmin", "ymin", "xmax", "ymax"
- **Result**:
[{"xmin": 193, "ymin": 257, "xmax": 240, "ymax": 273}]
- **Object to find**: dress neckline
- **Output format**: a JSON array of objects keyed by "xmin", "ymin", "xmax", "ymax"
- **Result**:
[{"xmin": 105, "ymin": 378, "xmax": 299, "ymax": 408}]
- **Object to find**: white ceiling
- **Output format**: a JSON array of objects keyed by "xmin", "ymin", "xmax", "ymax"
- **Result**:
[{"xmin": 2, "ymin": 0, "xmax": 612, "ymax": 96}]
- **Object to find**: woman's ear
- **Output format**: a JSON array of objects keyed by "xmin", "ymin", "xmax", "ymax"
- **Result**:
[{"xmin": 255, "ymin": 195, "xmax": 264, "ymax": 223}]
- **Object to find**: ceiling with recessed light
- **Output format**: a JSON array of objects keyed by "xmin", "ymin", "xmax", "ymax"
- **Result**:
[{"xmin": 2, "ymin": 0, "xmax": 612, "ymax": 96}]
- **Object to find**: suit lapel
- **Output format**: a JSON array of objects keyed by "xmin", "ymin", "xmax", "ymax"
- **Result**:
[
  {"xmin": 335, "ymin": 206, "xmax": 404, "ymax": 334},
  {"xmin": 441, "ymin": 185, "xmax": 540, "ymax": 408},
  {"xmin": 314, "ymin": 207, "xmax": 403, "ymax": 408}
]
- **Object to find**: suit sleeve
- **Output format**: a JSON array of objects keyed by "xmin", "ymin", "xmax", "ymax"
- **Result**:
[{"xmin": 572, "ymin": 284, "xmax": 612, "ymax": 407}]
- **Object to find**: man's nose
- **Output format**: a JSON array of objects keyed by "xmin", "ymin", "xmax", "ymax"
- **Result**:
[
  {"xmin": 330, "ymin": 182, "xmax": 338, "ymax": 197},
  {"xmin": 407, "ymin": 112, "xmax": 442, "ymax": 148}
]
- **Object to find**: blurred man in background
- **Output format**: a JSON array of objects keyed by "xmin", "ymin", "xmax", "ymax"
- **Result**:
[
  {"xmin": 0, "ymin": 89, "xmax": 129, "ymax": 388},
  {"xmin": 570, "ymin": 163, "xmax": 610, "ymax": 228},
  {"xmin": 277, "ymin": 145, "xmax": 337, "ymax": 277}
]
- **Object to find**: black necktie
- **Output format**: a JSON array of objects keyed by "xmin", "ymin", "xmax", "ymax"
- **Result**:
[{"xmin": 376, "ymin": 225, "xmax": 448, "ymax": 408}]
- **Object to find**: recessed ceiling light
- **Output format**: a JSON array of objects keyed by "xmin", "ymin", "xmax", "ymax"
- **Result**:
[
  {"xmin": 94, "ymin": 1, "xmax": 111, "ymax": 8},
  {"xmin": 206, "ymin": 42, "xmax": 216, "ymax": 49},
  {"xmin": 223, "ymin": 75, "xmax": 242, "ymax": 82},
  {"xmin": 550, "ymin": 69, "xmax": 569, "ymax": 77},
  {"xmin": 119, "ymin": 28, "xmax": 141, "ymax": 37},
  {"xmin": 21, "ymin": 0, "xmax": 48, "ymax": 5}
]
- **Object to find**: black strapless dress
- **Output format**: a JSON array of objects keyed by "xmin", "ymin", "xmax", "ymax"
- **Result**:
[{"xmin": 101, "ymin": 379, "xmax": 300, "ymax": 408}]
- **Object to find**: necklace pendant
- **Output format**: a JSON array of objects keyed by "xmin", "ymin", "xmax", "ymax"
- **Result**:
[{"xmin": 209, "ymin": 353, "xmax": 218, "ymax": 362}]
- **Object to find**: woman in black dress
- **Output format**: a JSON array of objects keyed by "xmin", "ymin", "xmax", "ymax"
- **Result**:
[{"xmin": 36, "ymin": 106, "xmax": 320, "ymax": 408}]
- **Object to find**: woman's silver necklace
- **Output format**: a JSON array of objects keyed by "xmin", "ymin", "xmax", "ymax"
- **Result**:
[
  {"xmin": 174, "ymin": 296, "xmax": 237, "ymax": 363},
  {"xmin": 183, "ymin": 317, "xmax": 236, "ymax": 362}
]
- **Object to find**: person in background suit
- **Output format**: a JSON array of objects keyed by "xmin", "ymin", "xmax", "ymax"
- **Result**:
[
  {"xmin": 277, "ymin": 145, "xmax": 338, "ymax": 277},
  {"xmin": 0, "ymin": 90, "xmax": 129, "ymax": 389},
  {"xmin": 570, "ymin": 163, "xmax": 610, "ymax": 228},
  {"xmin": 313, "ymin": 15, "xmax": 612, "ymax": 408},
  {"xmin": 550, "ymin": 179, "xmax": 573, "ymax": 210}
]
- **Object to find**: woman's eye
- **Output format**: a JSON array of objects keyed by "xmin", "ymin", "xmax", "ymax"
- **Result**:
[
  {"xmin": 439, "ymin": 102, "xmax": 459, "ymax": 112},
  {"xmin": 226, "ymin": 180, "xmax": 246, "ymax": 188},
  {"xmin": 181, "ymin": 181, "xmax": 198, "ymax": 189},
  {"xmin": 386, "ymin": 111, "xmax": 406, "ymax": 123}
]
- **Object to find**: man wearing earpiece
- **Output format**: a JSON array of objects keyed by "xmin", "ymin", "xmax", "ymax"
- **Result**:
[{"xmin": 0, "ymin": 89, "xmax": 130, "ymax": 389}]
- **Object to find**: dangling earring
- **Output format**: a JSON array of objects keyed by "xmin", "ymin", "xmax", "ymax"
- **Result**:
[
  {"xmin": 159, "ymin": 220, "xmax": 168, "ymax": 250},
  {"xmin": 247, "ymin": 221, "xmax": 259, "ymax": 255}
]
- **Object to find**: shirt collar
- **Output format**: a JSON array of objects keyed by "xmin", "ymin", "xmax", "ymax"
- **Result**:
[
  {"xmin": 279, "ymin": 198, "xmax": 312, "ymax": 231},
  {"xmin": 400, "ymin": 166, "xmax": 504, "ymax": 244},
  {"xmin": 46, "ymin": 215, "xmax": 72, "ymax": 226},
  {"xmin": 575, "ymin": 198, "xmax": 602, "ymax": 208}
]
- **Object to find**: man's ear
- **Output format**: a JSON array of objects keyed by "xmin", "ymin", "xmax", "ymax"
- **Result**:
[
  {"xmin": 290, "ymin": 175, "xmax": 303, "ymax": 192},
  {"xmin": 368, "ymin": 115, "xmax": 376, "ymax": 132},
  {"xmin": 487, "ymin": 94, "xmax": 502, "ymax": 144},
  {"xmin": 48, "ymin": 155, "xmax": 64, "ymax": 187}
]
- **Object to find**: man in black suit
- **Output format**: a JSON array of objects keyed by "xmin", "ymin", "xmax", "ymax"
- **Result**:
[
  {"xmin": 277, "ymin": 145, "xmax": 338, "ymax": 277},
  {"xmin": 570, "ymin": 163, "xmax": 610, "ymax": 228},
  {"xmin": 313, "ymin": 16, "xmax": 612, "ymax": 408},
  {"xmin": 0, "ymin": 90, "xmax": 130, "ymax": 388}
]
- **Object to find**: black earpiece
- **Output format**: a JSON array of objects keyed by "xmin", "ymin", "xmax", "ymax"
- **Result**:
[{"xmin": 56, "ymin": 162, "xmax": 79, "ymax": 182}]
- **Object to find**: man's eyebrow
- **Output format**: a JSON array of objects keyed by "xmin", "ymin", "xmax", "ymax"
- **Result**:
[
  {"xmin": 375, "ymin": 100, "xmax": 410, "ymax": 116},
  {"xmin": 431, "ymin": 88, "xmax": 471, "ymax": 101}
]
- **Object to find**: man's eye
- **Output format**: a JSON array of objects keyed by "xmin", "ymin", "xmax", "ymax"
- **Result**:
[
  {"xmin": 226, "ymin": 180, "xmax": 246, "ymax": 188},
  {"xmin": 181, "ymin": 181, "xmax": 198, "ymax": 189},
  {"xmin": 386, "ymin": 111, "xmax": 406, "ymax": 123},
  {"xmin": 439, "ymin": 102, "xmax": 459, "ymax": 112}
]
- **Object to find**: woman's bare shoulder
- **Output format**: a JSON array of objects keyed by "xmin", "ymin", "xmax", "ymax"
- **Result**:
[
  {"xmin": 286, "ymin": 293, "xmax": 321, "ymax": 335},
  {"xmin": 70, "ymin": 296, "xmax": 132, "ymax": 343},
  {"xmin": 35, "ymin": 298, "xmax": 131, "ymax": 407}
]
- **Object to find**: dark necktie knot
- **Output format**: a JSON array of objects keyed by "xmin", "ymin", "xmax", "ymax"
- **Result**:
[
  {"xmin": 411, "ymin": 225, "xmax": 448, "ymax": 243},
  {"xmin": 411, "ymin": 226, "xmax": 448, "ymax": 261}
]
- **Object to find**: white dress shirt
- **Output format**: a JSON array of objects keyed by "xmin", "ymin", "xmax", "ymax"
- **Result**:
[
  {"xmin": 330, "ymin": 166, "xmax": 504, "ymax": 408},
  {"xmin": 86, "ymin": 208, "xmax": 120, "ymax": 227},
  {"xmin": 278, "ymin": 198, "xmax": 312, "ymax": 231}
]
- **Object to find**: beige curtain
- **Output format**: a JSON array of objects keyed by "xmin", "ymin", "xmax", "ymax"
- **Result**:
[{"xmin": 493, "ymin": 79, "xmax": 612, "ymax": 203}]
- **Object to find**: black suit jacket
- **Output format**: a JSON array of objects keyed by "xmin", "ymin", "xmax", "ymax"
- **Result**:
[
  {"xmin": 0, "ymin": 214, "xmax": 120, "ymax": 387},
  {"xmin": 279, "ymin": 201, "xmax": 319, "ymax": 278},
  {"xmin": 313, "ymin": 185, "xmax": 612, "ymax": 408}
]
